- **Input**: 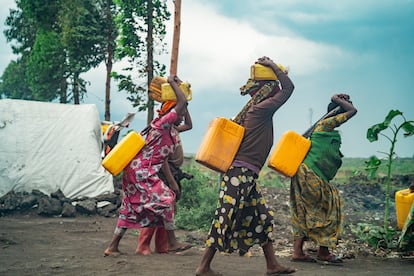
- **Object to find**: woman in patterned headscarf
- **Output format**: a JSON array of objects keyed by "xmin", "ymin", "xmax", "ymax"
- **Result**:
[
  {"xmin": 290, "ymin": 94, "xmax": 357, "ymax": 264},
  {"xmin": 196, "ymin": 56, "xmax": 296, "ymax": 276}
]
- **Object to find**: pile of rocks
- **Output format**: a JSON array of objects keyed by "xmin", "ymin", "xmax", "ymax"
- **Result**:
[{"xmin": 0, "ymin": 189, "xmax": 121, "ymax": 218}]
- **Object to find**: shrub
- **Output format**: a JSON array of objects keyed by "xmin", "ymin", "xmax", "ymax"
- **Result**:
[{"xmin": 175, "ymin": 161, "xmax": 219, "ymax": 232}]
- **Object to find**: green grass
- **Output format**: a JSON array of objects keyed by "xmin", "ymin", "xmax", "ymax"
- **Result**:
[
  {"xmin": 335, "ymin": 157, "xmax": 414, "ymax": 184},
  {"xmin": 183, "ymin": 156, "xmax": 414, "ymax": 186}
]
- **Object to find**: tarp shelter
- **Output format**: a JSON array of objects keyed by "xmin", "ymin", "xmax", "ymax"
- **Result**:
[{"xmin": 0, "ymin": 99, "xmax": 114, "ymax": 199}]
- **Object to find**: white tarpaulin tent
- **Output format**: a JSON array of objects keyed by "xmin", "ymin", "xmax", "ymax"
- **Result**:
[{"xmin": 0, "ymin": 99, "xmax": 114, "ymax": 199}]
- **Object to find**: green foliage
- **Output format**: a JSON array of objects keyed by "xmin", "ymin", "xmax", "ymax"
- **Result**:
[
  {"xmin": 365, "ymin": 109, "xmax": 414, "ymax": 231},
  {"xmin": 114, "ymin": 0, "xmax": 170, "ymax": 115},
  {"xmin": 2, "ymin": 0, "xmax": 169, "ymax": 114},
  {"xmin": 4, "ymin": 3, "xmax": 37, "ymax": 54},
  {"xmin": 350, "ymin": 223, "xmax": 398, "ymax": 249},
  {"xmin": 336, "ymin": 157, "xmax": 414, "ymax": 181},
  {"xmin": 257, "ymin": 168, "xmax": 290, "ymax": 188},
  {"xmin": 59, "ymin": 0, "xmax": 108, "ymax": 103},
  {"xmin": 0, "ymin": 59, "xmax": 33, "ymax": 100},
  {"xmin": 26, "ymin": 30, "xmax": 66, "ymax": 101},
  {"xmin": 114, "ymin": 0, "xmax": 170, "ymax": 61},
  {"xmin": 365, "ymin": 156, "xmax": 382, "ymax": 179},
  {"xmin": 175, "ymin": 162, "xmax": 219, "ymax": 232},
  {"xmin": 3, "ymin": 0, "xmax": 110, "ymax": 104},
  {"xmin": 112, "ymin": 71, "xmax": 148, "ymax": 110}
]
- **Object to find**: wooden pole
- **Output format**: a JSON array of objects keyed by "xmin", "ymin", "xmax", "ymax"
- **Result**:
[{"xmin": 170, "ymin": 0, "xmax": 181, "ymax": 76}]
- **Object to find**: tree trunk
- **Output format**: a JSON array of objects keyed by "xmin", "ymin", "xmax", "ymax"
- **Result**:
[
  {"xmin": 60, "ymin": 78, "xmax": 68, "ymax": 104},
  {"xmin": 73, "ymin": 73, "xmax": 80, "ymax": 104},
  {"xmin": 104, "ymin": 0, "xmax": 114, "ymax": 121},
  {"xmin": 146, "ymin": 0, "xmax": 154, "ymax": 124}
]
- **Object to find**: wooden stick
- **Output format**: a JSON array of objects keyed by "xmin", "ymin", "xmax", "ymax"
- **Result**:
[
  {"xmin": 302, "ymin": 106, "xmax": 342, "ymax": 138},
  {"xmin": 170, "ymin": 0, "xmax": 181, "ymax": 76}
]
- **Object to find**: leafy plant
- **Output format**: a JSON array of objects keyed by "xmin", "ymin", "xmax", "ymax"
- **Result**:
[
  {"xmin": 365, "ymin": 110, "xmax": 414, "ymax": 233},
  {"xmin": 350, "ymin": 223, "xmax": 398, "ymax": 249},
  {"xmin": 175, "ymin": 162, "xmax": 219, "ymax": 232}
]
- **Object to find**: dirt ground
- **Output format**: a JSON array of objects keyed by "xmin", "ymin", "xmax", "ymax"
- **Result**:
[{"xmin": 1, "ymin": 214, "xmax": 413, "ymax": 276}]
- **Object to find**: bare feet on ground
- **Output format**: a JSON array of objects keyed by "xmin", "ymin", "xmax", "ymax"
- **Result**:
[{"xmin": 168, "ymin": 242, "xmax": 193, "ymax": 253}]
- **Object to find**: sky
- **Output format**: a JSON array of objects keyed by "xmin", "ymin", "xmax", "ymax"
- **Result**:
[{"xmin": 1, "ymin": 0, "xmax": 414, "ymax": 159}]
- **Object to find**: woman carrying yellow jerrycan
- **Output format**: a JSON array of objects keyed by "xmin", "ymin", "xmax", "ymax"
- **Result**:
[
  {"xmin": 290, "ymin": 94, "xmax": 357, "ymax": 265},
  {"xmin": 104, "ymin": 75, "xmax": 192, "ymax": 256}
]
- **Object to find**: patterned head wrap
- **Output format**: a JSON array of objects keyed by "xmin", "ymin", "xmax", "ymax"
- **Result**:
[
  {"xmin": 232, "ymin": 79, "xmax": 280, "ymax": 125},
  {"xmin": 157, "ymin": 100, "xmax": 176, "ymax": 116}
]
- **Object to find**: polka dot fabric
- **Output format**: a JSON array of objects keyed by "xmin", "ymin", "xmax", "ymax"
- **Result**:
[{"xmin": 205, "ymin": 166, "xmax": 275, "ymax": 253}]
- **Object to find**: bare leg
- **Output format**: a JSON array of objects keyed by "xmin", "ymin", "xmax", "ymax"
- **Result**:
[
  {"xmin": 291, "ymin": 238, "xmax": 316, "ymax": 262},
  {"xmin": 317, "ymin": 245, "xmax": 330, "ymax": 258},
  {"xmin": 155, "ymin": 227, "xmax": 168, "ymax": 253},
  {"xmin": 136, "ymin": 227, "xmax": 155, "ymax": 255},
  {"xmin": 292, "ymin": 238, "xmax": 305, "ymax": 259},
  {"xmin": 262, "ymin": 240, "xmax": 296, "ymax": 275},
  {"xmin": 105, "ymin": 235, "xmax": 122, "ymax": 254},
  {"xmin": 104, "ymin": 227, "xmax": 126, "ymax": 255},
  {"xmin": 317, "ymin": 246, "xmax": 343, "ymax": 263},
  {"xmin": 195, "ymin": 247, "xmax": 218, "ymax": 276}
]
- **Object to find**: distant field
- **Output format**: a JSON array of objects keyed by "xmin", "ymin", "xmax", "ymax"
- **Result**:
[
  {"xmin": 336, "ymin": 157, "xmax": 414, "ymax": 178},
  {"xmin": 184, "ymin": 156, "xmax": 414, "ymax": 187}
]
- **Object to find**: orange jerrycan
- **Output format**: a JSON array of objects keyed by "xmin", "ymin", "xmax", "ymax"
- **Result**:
[
  {"xmin": 196, "ymin": 117, "xmax": 245, "ymax": 173},
  {"xmin": 268, "ymin": 130, "xmax": 311, "ymax": 177},
  {"xmin": 102, "ymin": 131, "xmax": 145, "ymax": 176},
  {"xmin": 395, "ymin": 188, "xmax": 414, "ymax": 230}
]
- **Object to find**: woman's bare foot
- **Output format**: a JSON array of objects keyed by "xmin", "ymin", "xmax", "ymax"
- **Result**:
[
  {"xmin": 103, "ymin": 248, "xmax": 125, "ymax": 257},
  {"xmin": 266, "ymin": 265, "xmax": 296, "ymax": 275},
  {"xmin": 168, "ymin": 242, "xmax": 192, "ymax": 253},
  {"xmin": 135, "ymin": 248, "xmax": 151, "ymax": 255},
  {"xmin": 195, "ymin": 269, "xmax": 223, "ymax": 276},
  {"xmin": 290, "ymin": 254, "xmax": 316, "ymax": 263}
]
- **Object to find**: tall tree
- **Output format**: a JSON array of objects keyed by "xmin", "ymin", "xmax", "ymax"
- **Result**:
[
  {"xmin": 113, "ymin": 0, "xmax": 170, "ymax": 123},
  {"xmin": 59, "ymin": 0, "xmax": 108, "ymax": 104},
  {"xmin": 26, "ymin": 30, "xmax": 67, "ymax": 102},
  {"xmin": 2, "ymin": 1, "xmax": 63, "ymax": 102},
  {"xmin": 3, "ymin": 0, "xmax": 40, "ymax": 55},
  {"xmin": 2, "ymin": 1, "xmax": 38, "ymax": 100},
  {"xmin": 98, "ymin": 0, "xmax": 119, "ymax": 121},
  {"xmin": 3, "ymin": 0, "xmax": 110, "ymax": 104}
]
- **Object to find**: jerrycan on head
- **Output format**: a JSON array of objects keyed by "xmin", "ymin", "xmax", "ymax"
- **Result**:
[{"xmin": 250, "ymin": 64, "xmax": 288, "ymax": 81}]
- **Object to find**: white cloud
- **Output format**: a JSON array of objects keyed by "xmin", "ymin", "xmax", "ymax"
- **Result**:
[{"xmin": 161, "ymin": 0, "xmax": 355, "ymax": 95}]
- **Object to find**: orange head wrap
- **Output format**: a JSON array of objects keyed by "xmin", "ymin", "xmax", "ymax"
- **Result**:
[{"xmin": 157, "ymin": 100, "xmax": 177, "ymax": 116}]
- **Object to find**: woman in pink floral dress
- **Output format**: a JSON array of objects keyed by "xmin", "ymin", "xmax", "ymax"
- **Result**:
[{"xmin": 104, "ymin": 75, "xmax": 191, "ymax": 255}]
